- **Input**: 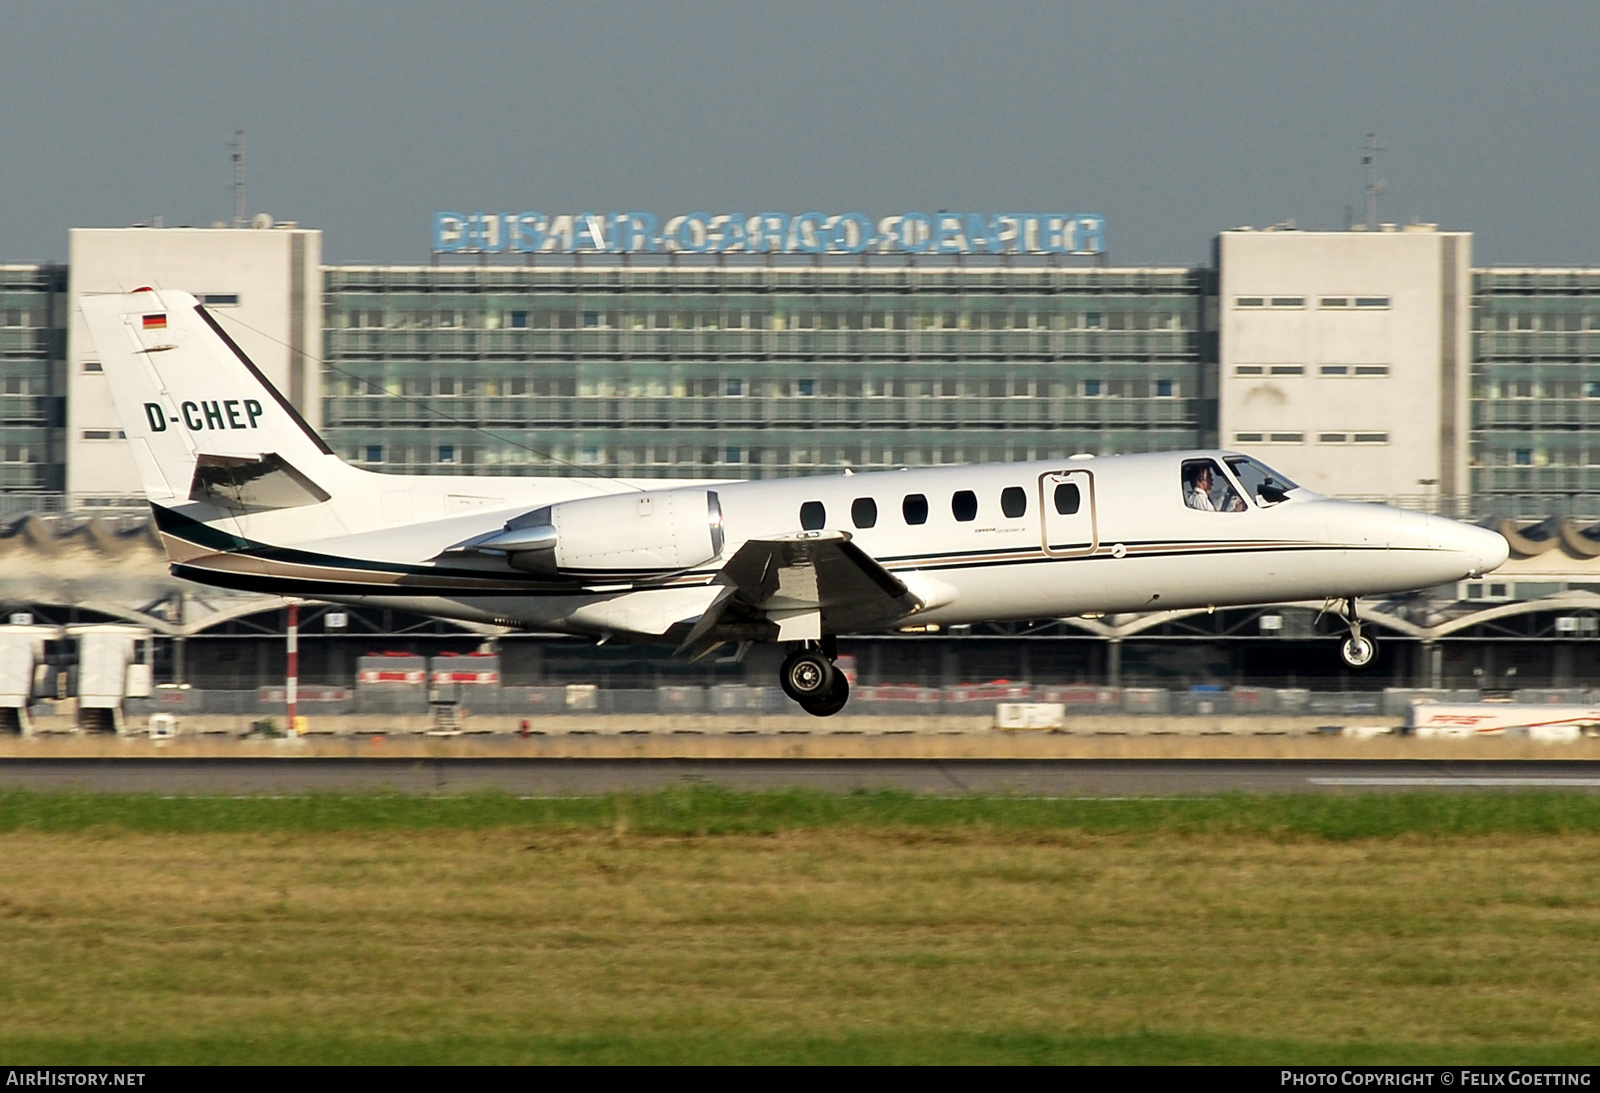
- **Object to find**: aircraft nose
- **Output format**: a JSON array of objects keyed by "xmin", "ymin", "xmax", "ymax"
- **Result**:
[{"xmin": 1428, "ymin": 516, "xmax": 1510, "ymax": 576}]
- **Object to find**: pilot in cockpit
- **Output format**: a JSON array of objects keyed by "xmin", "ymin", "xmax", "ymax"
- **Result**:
[{"xmin": 1184, "ymin": 460, "xmax": 1245, "ymax": 512}]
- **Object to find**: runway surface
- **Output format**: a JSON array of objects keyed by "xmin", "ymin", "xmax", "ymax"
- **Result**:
[{"xmin": 4, "ymin": 757, "xmax": 1600, "ymax": 795}]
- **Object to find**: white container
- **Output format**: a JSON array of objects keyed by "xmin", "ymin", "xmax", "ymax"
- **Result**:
[{"xmin": 995, "ymin": 702, "xmax": 1068, "ymax": 731}]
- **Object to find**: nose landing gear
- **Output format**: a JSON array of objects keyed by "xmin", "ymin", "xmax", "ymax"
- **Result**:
[
  {"xmin": 780, "ymin": 641, "xmax": 850, "ymax": 717},
  {"xmin": 1336, "ymin": 597, "xmax": 1378, "ymax": 669}
]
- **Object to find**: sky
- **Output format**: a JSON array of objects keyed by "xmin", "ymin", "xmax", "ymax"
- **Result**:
[{"xmin": 2, "ymin": 1, "xmax": 1597, "ymax": 267}]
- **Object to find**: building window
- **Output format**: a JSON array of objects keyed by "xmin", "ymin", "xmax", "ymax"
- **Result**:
[
  {"xmin": 439, "ymin": 445, "xmax": 456, "ymax": 463},
  {"xmin": 1083, "ymin": 379, "xmax": 1102, "ymax": 397},
  {"xmin": 1319, "ymin": 364, "xmax": 1390, "ymax": 377},
  {"xmin": 1154, "ymin": 379, "xmax": 1176, "ymax": 397},
  {"xmin": 82, "ymin": 361, "xmax": 102, "ymax": 373},
  {"xmin": 725, "ymin": 378, "xmax": 745, "ymax": 397},
  {"xmin": 952, "ymin": 490, "xmax": 978, "ymax": 522},
  {"xmin": 795, "ymin": 379, "xmax": 816, "ymax": 397},
  {"xmin": 365, "ymin": 446, "xmax": 383, "ymax": 463},
  {"xmin": 201, "ymin": 293, "xmax": 240, "ymax": 307},
  {"xmin": 509, "ymin": 311, "xmax": 528, "ymax": 329},
  {"xmin": 1353, "ymin": 433, "xmax": 1389, "ymax": 445},
  {"xmin": 723, "ymin": 446, "xmax": 743, "ymax": 465},
  {"xmin": 1319, "ymin": 297, "xmax": 1350, "ymax": 308},
  {"xmin": 1353, "ymin": 297, "xmax": 1391, "ymax": 309},
  {"xmin": 1234, "ymin": 432, "xmax": 1265, "ymax": 443},
  {"xmin": 1319, "ymin": 432, "xmax": 1348, "ymax": 444},
  {"xmin": 1268, "ymin": 365, "xmax": 1305, "ymax": 376},
  {"xmin": 1237, "ymin": 296, "xmax": 1305, "ymax": 310},
  {"xmin": 1234, "ymin": 365, "xmax": 1264, "ymax": 376}
]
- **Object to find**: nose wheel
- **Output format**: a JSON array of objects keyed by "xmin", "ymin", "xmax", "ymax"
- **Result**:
[
  {"xmin": 780, "ymin": 643, "xmax": 851, "ymax": 717},
  {"xmin": 1336, "ymin": 597, "xmax": 1378, "ymax": 669}
]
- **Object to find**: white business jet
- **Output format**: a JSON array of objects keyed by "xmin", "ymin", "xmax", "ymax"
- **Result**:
[{"xmin": 81, "ymin": 289, "xmax": 1508, "ymax": 716}]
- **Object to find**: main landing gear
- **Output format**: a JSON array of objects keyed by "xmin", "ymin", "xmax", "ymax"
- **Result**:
[
  {"xmin": 780, "ymin": 639, "xmax": 849, "ymax": 717},
  {"xmin": 1336, "ymin": 596, "xmax": 1378, "ymax": 669}
]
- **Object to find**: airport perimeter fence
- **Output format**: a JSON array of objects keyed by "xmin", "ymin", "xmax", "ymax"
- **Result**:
[{"xmin": 98, "ymin": 684, "xmax": 1598, "ymax": 722}]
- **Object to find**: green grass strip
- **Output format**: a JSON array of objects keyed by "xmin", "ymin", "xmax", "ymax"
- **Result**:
[
  {"xmin": 5, "ymin": 787, "xmax": 1600, "ymax": 837},
  {"xmin": 2, "ymin": 1030, "xmax": 1597, "ymax": 1065}
]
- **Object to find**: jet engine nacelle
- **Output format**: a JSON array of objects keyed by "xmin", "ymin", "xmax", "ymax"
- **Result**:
[{"xmin": 473, "ymin": 489, "xmax": 725, "ymax": 579}]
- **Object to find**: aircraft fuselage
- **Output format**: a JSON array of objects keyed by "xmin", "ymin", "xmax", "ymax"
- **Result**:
[{"xmin": 152, "ymin": 450, "xmax": 1506, "ymax": 638}]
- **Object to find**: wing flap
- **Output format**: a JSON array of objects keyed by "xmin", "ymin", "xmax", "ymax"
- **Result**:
[{"xmin": 678, "ymin": 531, "xmax": 921, "ymax": 655}]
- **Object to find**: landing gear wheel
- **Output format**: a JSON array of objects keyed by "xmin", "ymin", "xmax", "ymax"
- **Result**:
[
  {"xmin": 800, "ymin": 671, "xmax": 850, "ymax": 717},
  {"xmin": 1335, "ymin": 595, "xmax": 1377, "ymax": 670},
  {"xmin": 780, "ymin": 648, "xmax": 835, "ymax": 703},
  {"xmin": 1340, "ymin": 633, "xmax": 1377, "ymax": 669}
]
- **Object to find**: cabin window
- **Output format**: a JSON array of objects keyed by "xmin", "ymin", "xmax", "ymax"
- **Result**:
[
  {"xmin": 799, "ymin": 501, "xmax": 826, "ymax": 530},
  {"xmin": 902, "ymin": 493, "xmax": 929, "ymax": 525},
  {"xmin": 1000, "ymin": 486, "xmax": 1027, "ymax": 519},
  {"xmin": 1054, "ymin": 483, "xmax": 1081, "ymax": 515},
  {"xmin": 952, "ymin": 490, "xmax": 978, "ymax": 522},
  {"xmin": 1181, "ymin": 458, "xmax": 1245, "ymax": 512},
  {"xmin": 851, "ymin": 497, "xmax": 878, "ymax": 529}
]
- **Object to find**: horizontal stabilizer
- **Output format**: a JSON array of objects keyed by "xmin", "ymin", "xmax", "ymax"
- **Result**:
[{"xmin": 189, "ymin": 452, "xmax": 331, "ymax": 511}]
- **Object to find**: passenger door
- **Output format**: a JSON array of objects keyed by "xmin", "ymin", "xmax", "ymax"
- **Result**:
[{"xmin": 1039, "ymin": 470, "xmax": 1097, "ymax": 556}]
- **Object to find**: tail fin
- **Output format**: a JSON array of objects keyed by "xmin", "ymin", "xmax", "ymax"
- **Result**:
[{"xmin": 79, "ymin": 288, "xmax": 336, "ymax": 509}]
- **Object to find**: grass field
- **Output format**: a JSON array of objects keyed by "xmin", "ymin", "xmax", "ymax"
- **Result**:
[{"xmin": 2, "ymin": 790, "xmax": 1600, "ymax": 1064}]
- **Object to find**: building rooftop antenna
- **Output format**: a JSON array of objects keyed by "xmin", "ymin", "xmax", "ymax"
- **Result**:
[
  {"xmin": 230, "ymin": 130, "xmax": 246, "ymax": 229},
  {"xmin": 1362, "ymin": 132, "xmax": 1385, "ymax": 230}
]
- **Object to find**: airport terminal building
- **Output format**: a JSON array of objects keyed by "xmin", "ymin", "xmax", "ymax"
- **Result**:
[
  {"xmin": 4, "ymin": 217, "xmax": 1597, "ymax": 520},
  {"xmin": 3, "ymin": 215, "xmax": 1600, "ymax": 697}
]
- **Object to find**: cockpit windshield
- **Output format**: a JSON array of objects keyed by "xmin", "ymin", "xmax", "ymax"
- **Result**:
[{"xmin": 1225, "ymin": 456, "xmax": 1301, "ymax": 507}]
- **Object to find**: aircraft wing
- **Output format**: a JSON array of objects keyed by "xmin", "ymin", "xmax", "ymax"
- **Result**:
[{"xmin": 676, "ymin": 531, "xmax": 922, "ymax": 655}]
